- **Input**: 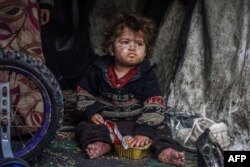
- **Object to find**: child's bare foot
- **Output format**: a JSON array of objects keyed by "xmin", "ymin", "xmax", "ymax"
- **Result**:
[
  {"xmin": 158, "ymin": 148, "xmax": 185, "ymax": 166},
  {"xmin": 85, "ymin": 141, "xmax": 111, "ymax": 159}
]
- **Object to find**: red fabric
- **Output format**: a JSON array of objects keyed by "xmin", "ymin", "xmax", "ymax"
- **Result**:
[
  {"xmin": 108, "ymin": 64, "xmax": 138, "ymax": 89},
  {"xmin": 144, "ymin": 96, "xmax": 165, "ymax": 107},
  {"xmin": 77, "ymin": 85, "xmax": 88, "ymax": 93},
  {"xmin": 0, "ymin": 1, "xmax": 44, "ymax": 62}
]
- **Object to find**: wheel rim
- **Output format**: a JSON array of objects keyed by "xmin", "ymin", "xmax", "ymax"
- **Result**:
[
  {"xmin": 0, "ymin": 157, "xmax": 30, "ymax": 167},
  {"xmin": 0, "ymin": 65, "xmax": 52, "ymax": 158}
]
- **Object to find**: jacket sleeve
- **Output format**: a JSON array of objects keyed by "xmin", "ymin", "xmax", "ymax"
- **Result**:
[
  {"xmin": 135, "ymin": 70, "xmax": 165, "ymax": 138},
  {"xmin": 76, "ymin": 66, "xmax": 104, "ymax": 121}
]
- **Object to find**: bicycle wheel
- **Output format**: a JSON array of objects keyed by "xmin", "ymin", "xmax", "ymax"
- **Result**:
[
  {"xmin": 0, "ymin": 48, "xmax": 64, "ymax": 160},
  {"xmin": 0, "ymin": 157, "xmax": 30, "ymax": 167}
]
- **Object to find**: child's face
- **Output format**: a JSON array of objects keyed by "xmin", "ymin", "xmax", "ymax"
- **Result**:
[{"xmin": 111, "ymin": 27, "xmax": 146, "ymax": 67}]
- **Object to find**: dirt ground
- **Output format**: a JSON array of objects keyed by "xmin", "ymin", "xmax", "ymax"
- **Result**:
[{"xmin": 28, "ymin": 129, "xmax": 198, "ymax": 167}]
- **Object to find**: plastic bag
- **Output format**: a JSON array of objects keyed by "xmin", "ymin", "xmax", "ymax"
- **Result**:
[
  {"xmin": 163, "ymin": 107, "xmax": 202, "ymax": 138},
  {"xmin": 163, "ymin": 107, "xmax": 230, "ymax": 152},
  {"xmin": 176, "ymin": 117, "xmax": 230, "ymax": 152}
]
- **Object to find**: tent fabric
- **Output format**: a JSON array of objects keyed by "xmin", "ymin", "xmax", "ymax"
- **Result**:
[
  {"xmin": 152, "ymin": 0, "xmax": 250, "ymax": 150},
  {"xmin": 0, "ymin": 0, "xmax": 45, "ymax": 62}
]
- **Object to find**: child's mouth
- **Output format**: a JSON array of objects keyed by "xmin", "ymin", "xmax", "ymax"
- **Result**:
[{"xmin": 128, "ymin": 53, "xmax": 136, "ymax": 57}]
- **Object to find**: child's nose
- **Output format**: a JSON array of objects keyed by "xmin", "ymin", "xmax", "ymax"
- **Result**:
[{"xmin": 129, "ymin": 42, "xmax": 136, "ymax": 50}]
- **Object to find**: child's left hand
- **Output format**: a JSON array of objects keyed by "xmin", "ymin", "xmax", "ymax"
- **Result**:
[
  {"xmin": 90, "ymin": 114, "xmax": 105, "ymax": 125},
  {"xmin": 129, "ymin": 135, "xmax": 152, "ymax": 147}
]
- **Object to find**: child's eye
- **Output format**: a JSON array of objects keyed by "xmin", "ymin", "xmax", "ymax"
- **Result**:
[
  {"xmin": 120, "ymin": 40, "xmax": 130, "ymax": 45},
  {"xmin": 136, "ymin": 42, "xmax": 145, "ymax": 47}
]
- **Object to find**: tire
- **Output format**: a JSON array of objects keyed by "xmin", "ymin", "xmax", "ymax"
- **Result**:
[
  {"xmin": 0, "ymin": 157, "xmax": 30, "ymax": 167},
  {"xmin": 0, "ymin": 48, "xmax": 64, "ymax": 160}
]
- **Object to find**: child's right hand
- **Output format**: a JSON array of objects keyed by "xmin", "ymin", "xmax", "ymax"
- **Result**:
[
  {"xmin": 90, "ymin": 114, "xmax": 105, "ymax": 125},
  {"xmin": 129, "ymin": 135, "xmax": 152, "ymax": 148}
]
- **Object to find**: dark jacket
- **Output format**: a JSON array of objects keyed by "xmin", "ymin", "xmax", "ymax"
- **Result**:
[{"xmin": 77, "ymin": 56, "xmax": 165, "ymax": 138}]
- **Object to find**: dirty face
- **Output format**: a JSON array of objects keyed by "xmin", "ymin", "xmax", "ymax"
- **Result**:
[{"xmin": 110, "ymin": 27, "xmax": 146, "ymax": 68}]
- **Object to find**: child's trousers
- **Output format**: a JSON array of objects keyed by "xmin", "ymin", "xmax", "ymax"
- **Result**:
[{"xmin": 75, "ymin": 120, "xmax": 184, "ymax": 158}]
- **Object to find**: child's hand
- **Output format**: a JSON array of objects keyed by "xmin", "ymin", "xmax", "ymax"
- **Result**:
[
  {"xmin": 129, "ymin": 135, "xmax": 152, "ymax": 147},
  {"xmin": 90, "ymin": 114, "xmax": 105, "ymax": 125}
]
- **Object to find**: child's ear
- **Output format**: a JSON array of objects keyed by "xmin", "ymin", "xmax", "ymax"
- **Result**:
[{"xmin": 108, "ymin": 45, "xmax": 114, "ymax": 56}]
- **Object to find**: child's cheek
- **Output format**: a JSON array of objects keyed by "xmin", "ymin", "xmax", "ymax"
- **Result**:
[{"xmin": 116, "ymin": 44, "xmax": 130, "ymax": 53}]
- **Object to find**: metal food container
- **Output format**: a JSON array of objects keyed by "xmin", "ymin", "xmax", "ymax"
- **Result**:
[{"xmin": 114, "ymin": 136, "xmax": 152, "ymax": 160}]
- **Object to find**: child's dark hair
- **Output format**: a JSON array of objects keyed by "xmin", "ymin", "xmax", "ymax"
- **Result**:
[{"xmin": 103, "ymin": 10, "xmax": 157, "ymax": 58}]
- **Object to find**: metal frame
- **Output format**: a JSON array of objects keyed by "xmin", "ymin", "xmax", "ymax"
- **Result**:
[{"xmin": 0, "ymin": 82, "xmax": 13, "ymax": 158}]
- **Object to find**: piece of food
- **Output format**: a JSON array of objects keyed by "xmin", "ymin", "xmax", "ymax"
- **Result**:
[{"xmin": 124, "ymin": 136, "xmax": 133, "ymax": 146}]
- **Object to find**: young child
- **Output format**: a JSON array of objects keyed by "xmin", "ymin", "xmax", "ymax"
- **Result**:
[{"xmin": 75, "ymin": 10, "xmax": 185, "ymax": 166}]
